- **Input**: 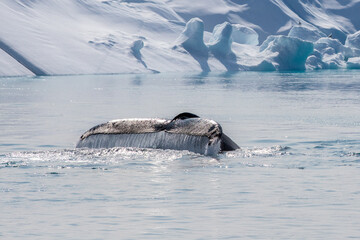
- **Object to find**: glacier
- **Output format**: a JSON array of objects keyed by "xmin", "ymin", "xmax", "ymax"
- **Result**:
[{"xmin": 1, "ymin": 0, "xmax": 360, "ymax": 76}]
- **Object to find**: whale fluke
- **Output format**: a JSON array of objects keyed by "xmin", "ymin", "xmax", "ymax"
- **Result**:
[{"xmin": 76, "ymin": 113, "xmax": 239, "ymax": 155}]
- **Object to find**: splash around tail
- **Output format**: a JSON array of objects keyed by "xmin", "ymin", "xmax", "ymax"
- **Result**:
[{"xmin": 76, "ymin": 112, "xmax": 239, "ymax": 155}]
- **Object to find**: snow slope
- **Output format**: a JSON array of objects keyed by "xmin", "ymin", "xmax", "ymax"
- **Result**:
[{"xmin": 1, "ymin": 0, "xmax": 360, "ymax": 76}]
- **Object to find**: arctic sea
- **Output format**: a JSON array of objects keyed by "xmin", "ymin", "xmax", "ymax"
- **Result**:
[{"xmin": 0, "ymin": 71, "xmax": 359, "ymax": 239}]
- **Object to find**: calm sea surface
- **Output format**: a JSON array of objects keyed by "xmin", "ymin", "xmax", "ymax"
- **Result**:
[{"xmin": 0, "ymin": 71, "xmax": 360, "ymax": 239}]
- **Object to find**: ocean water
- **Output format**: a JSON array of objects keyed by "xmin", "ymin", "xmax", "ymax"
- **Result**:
[{"xmin": 0, "ymin": 71, "xmax": 360, "ymax": 239}]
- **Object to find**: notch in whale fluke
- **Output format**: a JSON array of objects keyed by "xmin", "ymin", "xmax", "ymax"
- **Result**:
[{"xmin": 76, "ymin": 112, "xmax": 239, "ymax": 155}]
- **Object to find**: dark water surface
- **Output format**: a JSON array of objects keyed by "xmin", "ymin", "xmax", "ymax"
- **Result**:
[{"xmin": 0, "ymin": 71, "xmax": 360, "ymax": 239}]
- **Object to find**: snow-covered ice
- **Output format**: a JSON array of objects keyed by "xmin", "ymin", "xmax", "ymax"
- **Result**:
[
  {"xmin": 306, "ymin": 37, "xmax": 360, "ymax": 70},
  {"xmin": 174, "ymin": 17, "xmax": 210, "ymax": 72},
  {"xmin": 260, "ymin": 35, "xmax": 313, "ymax": 71},
  {"xmin": 288, "ymin": 26, "xmax": 326, "ymax": 43},
  {"xmin": 176, "ymin": 18, "xmax": 208, "ymax": 57},
  {"xmin": 231, "ymin": 24, "xmax": 259, "ymax": 46},
  {"xmin": 0, "ymin": 47, "xmax": 34, "ymax": 76},
  {"xmin": 1, "ymin": 0, "xmax": 360, "ymax": 76},
  {"xmin": 208, "ymin": 22, "xmax": 239, "ymax": 71},
  {"xmin": 208, "ymin": 22, "xmax": 234, "ymax": 56},
  {"xmin": 347, "ymin": 57, "xmax": 360, "ymax": 69},
  {"xmin": 346, "ymin": 30, "xmax": 360, "ymax": 49}
]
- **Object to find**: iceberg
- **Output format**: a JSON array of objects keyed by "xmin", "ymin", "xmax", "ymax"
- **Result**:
[
  {"xmin": 231, "ymin": 24, "xmax": 259, "ymax": 46},
  {"xmin": 345, "ymin": 31, "xmax": 360, "ymax": 49},
  {"xmin": 315, "ymin": 38, "xmax": 354, "ymax": 58},
  {"xmin": 208, "ymin": 22, "xmax": 239, "ymax": 71},
  {"xmin": 288, "ymin": 26, "xmax": 326, "ymax": 43},
  {"xmin": 174, "ymin": 18, "xmax": 210, "ymax": 72},
  {"xmin": 131, "ymin": 40, "xmax": 144, "ymax": 56},
  {"xmin": 248, "ymin": 60, "xmax": 276, "ymax": 72},
  {"xmin": 176, "ymin": 18, "xmax": 208, "ymax": 57},
  {"xmin": 130, "ymin": 39, "xmax": 148, "ymax": 69},
  {"xmin": 260, "ymin": 36, "xmax": 313, "ymax": 71},
  {"xmin": 208, "ymin": 22, "xmax": 233, "ymax": 56},
  {"xmin": 347, "ymin": 57, "xmax": 360, "ymax": 69},
  {"xmin": 306, "ymin": 50, "xmax": 327, "ymax": 70},
  {"xmin": 307, "ymin": 37, "xmax": 357, "ymax": 69},
  {"xmin": 1, "ymin": 0, "xmax": 360, "ymax": 75}
]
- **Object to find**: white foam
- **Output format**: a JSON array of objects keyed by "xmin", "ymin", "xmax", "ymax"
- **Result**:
[{"xmin": 225, "ymin": 145, "xmax": 290, "ymax": 158}]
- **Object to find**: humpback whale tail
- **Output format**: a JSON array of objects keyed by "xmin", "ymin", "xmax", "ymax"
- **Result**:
[{"xmin": 76, "ymin": 113, "xmax": 239, "ymax": 155}]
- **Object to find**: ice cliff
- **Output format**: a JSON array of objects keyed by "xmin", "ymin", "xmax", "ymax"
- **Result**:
[{"xmin": 1, "ymin": 0, "xmax": 360, "ymax": 76}]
